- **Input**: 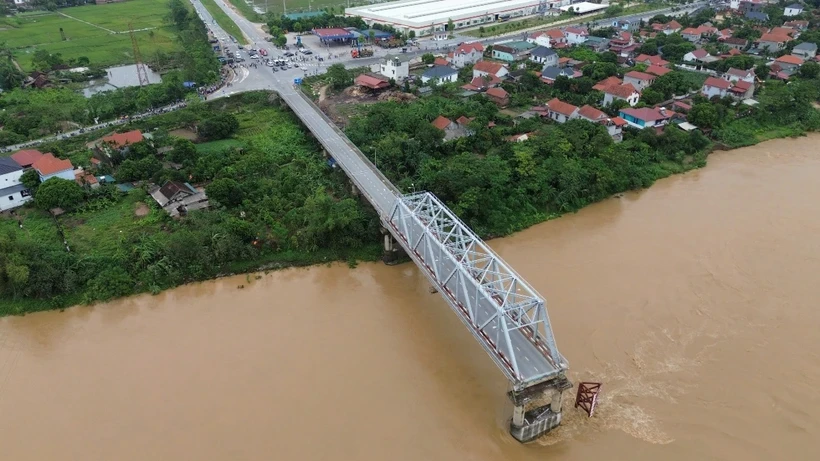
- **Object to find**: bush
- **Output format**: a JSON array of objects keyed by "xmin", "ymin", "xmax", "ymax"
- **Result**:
[{"xmin": 35, "ymin": 178, "xmax": 85, "ymax": 211}]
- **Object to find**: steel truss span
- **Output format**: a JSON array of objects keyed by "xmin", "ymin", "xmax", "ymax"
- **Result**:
[{"xmin": 387, "ymin": 192, "xmax": 567, "ymax": 389}]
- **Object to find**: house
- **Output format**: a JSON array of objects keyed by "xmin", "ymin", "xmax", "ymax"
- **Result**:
[
  {"xmin": 770, "ymin": 27, "xmax": 798, "ymax": 39},
  {"xmin": 612, "ymin": 19, "xmax": 635, "ymax": 31},
  {"xmin": 150, "ymin": 181, "xmax": 208, "ymax": 217},
  {"xmin": 355, "ymin": 73, "xmax": 390, "ymax": 90},
  {"xmin": 716, "ymin": 28, "xmax": 734, "ymax": 41},
  {"xmin": 601, "ymin": 82, "xmax": 640, "ymax": 106},
  {"xmin": 455, "ymin": 116, "xmax": 475, "ymax": 134},
  {"xmin": 421, "ymin": 65, "xmax": 458, "ymax": 84},
  {"xmin": 646, "ymin": 65, "xmax": 672, "ymax": 77},
  {"xmin": 634, "ymin": 54, "xmax": 669, "ymax": 68},
  {"xmin": 683, "ymin": 48, "xmax": 719, "ymax": 70},
  {"xmin": 32, "ymin": 153, "xmax": 74, "ymax": 182},
  {"xmin": 491, "ymin": 41, "xmax": 534, "ymax": 61},
  {"xmin": 585, "ymin": 36, "xmax": 610, "ymax": 52},
  {"xmin": 592, "ymin": 76, "xmax": 623, "ymax": 91},
  {"xmin": 485, "ymin": 87, "xmax": 509, "ymax": 107},
  {"xmin": 784, "ymin": 3, "xmax": 803, "ymax": 16},
  {"xmin": 701, "ymin": 76, "xmax": 732, "ymax": 99},
  {"xmin": 792, "ymin": 42, "xmax": 818, "ymax": 60},
  {"xmin": 723, "ymin": 37, "xmax": 749, "ymax": 50},
  {"xmin": 10, "ymin": 149, "xmax": 44, "ymax": 168},
  {"xmin": 0, "ymin": 157, "xmax": 32, "ymax": 212},
  {"xmin": 738, "ymin": 0, "xmax": 765, "ymax": 14},
  {"xmin": 379, "ymin": 55, "xmax": 409, "ymax": 81},
  {"xmin": 724, "ymin": 67, "xmax": 755, "ymax": 84},
  {"xmin": 541, "ymin": 66, "xmax": 578, "ymax": 84},
  {"xmin": 461, "ymin": 74, "xmax": 501, "ymax": 91},
  {"xmin": 651, "ymin": 20, "xmax": 682, "ymax": 35},
  {"xmin": 757, "ymin": 33, "xmax": 792, "ymax": 52},
  {"xmin": 431, "ymin": 115, "xmax": 470, "ymax": 140},
  {"xmin": 530, "ymin": 46, "xmax": 558, "ymax": 66},
  {"xmin": 544, "ymin": 98, "xmax": 578, "ymax": 123},
  {"xmin": 783, "ymin": 20, "xmax": 809, "ymax": 31},
  {"xmin": 623, "ymin": 71, "xmax": 656, "ymax": 91},
  {"xmin": 450, "ymin": 42, "xmax": 484, "ymax": 68},
  {"xmin": 681, "ymin": 27, "xmax": 703, "ymax": 42},
  {"xmin": 539, "ymin": 29, "xmax": 567, "ymax": 47},
  {"xmin": 527, "ymin": 30, "xmax": 555, "ymax": 48},
  {"xmin": 433, "ymin": 57, "xmax": 449, "ymax": 66},
  {"xmin": 728, "ymin": 80, "xmax": 755, "ymax": 99},
  {"xmin": 577, "ymin": 105, "xmax": 626, "ymax": 142},
  {"xmin": 102, "ymin": 129, "xmax": 144, "ymax": 150},
  {"xmin": 619, "ymin": 107, "xmax": 672, "ymax": 129},
  {"xmin": 609, "ymin": 31, "xmax": 637, "ymax": 58},
  {"xmin": 746, "ymin": 11, "xmax": 770, "ymax": 22},
  {"xmin": 74, "ymin": 168, "xmax": 100, "ymax": 190},
  {"xmin": 564, "ymin": 27, "xmax": 588, "ymax": 45},
  {"xmin": 774, "ymin": 54, "xmax": 804, "ymax": 72},
  {"xmin": 473, "ymin": 60, "xmax": 509, "ymax": 79}
]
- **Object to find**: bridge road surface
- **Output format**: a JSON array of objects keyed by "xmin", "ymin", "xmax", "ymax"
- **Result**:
[{"xmin": 191, "ymin": 0, "xmax": 564, "ymax": 387}]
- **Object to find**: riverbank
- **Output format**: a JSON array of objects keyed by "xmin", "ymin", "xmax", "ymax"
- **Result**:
[{"xmin": 2, "ymin": 134, "xmax": 818, "ymax": 460}]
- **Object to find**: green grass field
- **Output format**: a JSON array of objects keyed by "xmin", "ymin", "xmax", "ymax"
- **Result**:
[
  {"xmin": 249, "ymin": 0, "xmax": 348, "ymax": 17},
  {"xmin": 1, "ymin": 0, "xmax": 179, "ymax": 70},
  {"xmin": 199, "ymin": 0, "xmax": 248, "ymax": 43}
]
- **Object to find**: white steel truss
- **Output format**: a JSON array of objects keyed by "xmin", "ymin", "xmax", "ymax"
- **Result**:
[{"xmin": 387, "ymin": 192, "xmax": 568, "ymax": 389}]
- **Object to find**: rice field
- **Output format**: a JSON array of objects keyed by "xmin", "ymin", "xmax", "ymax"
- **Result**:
[{"xmin": 0, "ymin": 0, "xmax": 180, "ymax": 70}]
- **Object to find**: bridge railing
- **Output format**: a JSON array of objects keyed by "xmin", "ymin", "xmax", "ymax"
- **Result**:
[
  {"xmin": 289, "ymin": 88, "xmax": 400, "ymax": 200},
  {"xmin": 387, "ymin": 192, "xmax": 567, "ymax": 389}
]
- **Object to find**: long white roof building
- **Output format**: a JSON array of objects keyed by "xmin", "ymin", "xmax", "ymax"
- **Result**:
[{"xmin": 346, "ymin": 0, "xmax": 544, "ymax": 36}]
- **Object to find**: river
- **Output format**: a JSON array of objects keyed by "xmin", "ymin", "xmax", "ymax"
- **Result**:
[{"xmin": 1, "ymin": 135, "xmax": 819, "ymax": 460}]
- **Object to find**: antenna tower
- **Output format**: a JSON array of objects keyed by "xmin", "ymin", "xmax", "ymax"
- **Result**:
[{"xmin": 129, "ymin": 23, "xmax": 150, "ymax": 87}]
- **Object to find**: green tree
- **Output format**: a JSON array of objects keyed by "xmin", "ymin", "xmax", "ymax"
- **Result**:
[
  {"xmin": 35, "ymin": 178, "xmax": 85, "ymax": 211},
  {"xmin": 275, "ymin": 35, "xmax": 287, "ymax": 47},
  {"xmin": 325, "ymin": 63, "xmax": 352, "ymax": 90},
  {"xmin": 799, "ymin": 61, "xmax": 820, "ymax": 79},
  {"xmin": 421, "ymin": 53, "xmax": 435, "ymax": 65},
  {"xmin": 688, "ymin": 102, "xmax": 720, "ymax": 129},
  {"xmin": 20, "ymin": 169, "xmax": 40, "ymax": 192},
  {"xmin": 206, "ymin": 178, "xmax": 243, "ymax": 207},
  {"xmin": 199, "ymin": 113, "xmax": 239, "ymax": 140},
  {"xmin": 170, "ymin": 138, "xmax": 198, "ymax": 164}
]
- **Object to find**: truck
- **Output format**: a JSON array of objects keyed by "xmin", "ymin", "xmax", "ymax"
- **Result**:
[{"xmin": 350, "ymin": 48, "xmax": 373, "ymax": 58}]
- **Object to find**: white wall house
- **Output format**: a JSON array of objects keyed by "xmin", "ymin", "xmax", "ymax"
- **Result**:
[
  {"xmin": 564, "ymin": 27, "xmax": 588, "ymax": 45},
  {"xmin": 701, "ymin": 77, "xmax": 731, "ymax": 99},
  {"xmin": 784, "ymin": 4, "xmax": 804, "ymax": 16},
  {"xmin": 379, "ymin": 56, "xmax": 409, "ymax": 81},
  {"xmin": 450, "ymin": 42, "xmax": 484, "ymax": 68},
  {"xmin": 421, "ymin": 65, "xmax": 458, "ymax": 84},
  {"xmin": 0, "ymin": 158, "xmax": 32, "ymax": 212}
]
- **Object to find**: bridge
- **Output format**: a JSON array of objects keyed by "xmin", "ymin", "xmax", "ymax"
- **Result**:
[{"xmin": 194, "ymin": 0, "xmax": 571, "ymax": 442}]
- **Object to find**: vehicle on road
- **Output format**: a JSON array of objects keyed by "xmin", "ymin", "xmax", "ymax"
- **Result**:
[
  {"xmin": 294, "ymin": 63, "xmax": 299, "ymax": 68},
  {"xmin": 260, "ymin": 49, "xmax": 268, "ymax": 56},
  {"xmin": 301, "ymin": 49, "xmax": 312, "ymax": 55},
  {"xmin": 284, "ymin": 51, "xmax": 294, "ymax": 57}
]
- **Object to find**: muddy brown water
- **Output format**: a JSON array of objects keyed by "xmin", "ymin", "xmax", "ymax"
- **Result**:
[{"xmin": 1, "ymin": 136, "xmax": 819, "ymax": 460}]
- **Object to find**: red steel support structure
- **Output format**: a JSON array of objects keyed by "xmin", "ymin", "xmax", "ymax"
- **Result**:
[{"xmin": 575, "ymin": 382, "xmax": 602, "ymax": 417}]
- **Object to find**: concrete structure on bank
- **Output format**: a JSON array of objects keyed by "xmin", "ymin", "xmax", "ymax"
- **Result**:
[{"xmin": 346, "ymin": 0, "xmax": 545, "ymax": 37}]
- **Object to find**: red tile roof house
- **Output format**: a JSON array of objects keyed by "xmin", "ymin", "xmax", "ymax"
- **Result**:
[
  {"xmin": 651, "ymin": 20, "xmax": 682, "ymax": 35},
  {"xmin": 618, "ymin": 107, "xmax": 672, "ymax": 129},
  {"xmin": 32, "ymin": 153, "xmax": 74, "ymax": 182},
  {"xmin": 646, "ymin": 65, "xmax": 672, "ymax": 77},
  {"xmin": 701, "ymin": 76, "xmax": 732, "ymax": 99},
  {"xmin": 728, "ymin": 80, "xmax": 755, "ymax": 99},
  {"xmin": 461, "ymin": 74, "xmax": 501, "ymax": 91},
  {"xmin": 599, "ymin": 80, "xmax": 641, "ymax": 107},
  {"xmin": 545, "ymin": 98, "xmax": 579, "ymax": 124},
  {"xmin": 10, "ymin": 149, "xmax": 44, "ymax": 168},
  {"xmin": 433, "ymin": 57, "xmax": 449, "ymax": 66},
  {"xmin": 757, "ymin": 33, "xmax": 792, "ymax": 53},
  {"xmin": 96, "ymin": 129, "xmax": 145, "ymax": 159},
  {"xmin": 577, "ymin": 105, "xmax": 627, "ymax": 142},
  {"xmin": 472, "ymin": 60, "xmax": 509, "ymax": 80},
  {"xmin": 355, "ymin": 73, "xmax": 390, "ymax": 90},
  {"xmin": 431, "ymin": 115, "xmax": 469, "ymax": 141},
  {"xmin": 623, "ymin": 70, "xmax": 657, "ymax": 91},
  {"xmin": 634, "ymin": 54, "xmax": 669, "ymax": 68},
  {"xmin": 485, "ymin": 87, "xmax": 510, "ymax": 107},
  {"xmin": 724, "ymin": 67, "xmax": 756, "ymax": 84},
  {"xmin": 773, "ymin": 54, "xmax": 804, "ymax": 73}
]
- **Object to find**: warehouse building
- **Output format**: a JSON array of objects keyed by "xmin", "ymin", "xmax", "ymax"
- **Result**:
[{"xmin": 345, "ymin": 0, "xmax": 549, "ymax": 38}]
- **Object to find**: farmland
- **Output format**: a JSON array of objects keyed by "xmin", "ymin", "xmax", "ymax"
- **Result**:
[
  {"xmin": 0, "ymin": 0, "xmax": 179, "ymax": 70},
  {"xmin": 249, "ymin": 0, "xmax": 351, "ymax": 16}
]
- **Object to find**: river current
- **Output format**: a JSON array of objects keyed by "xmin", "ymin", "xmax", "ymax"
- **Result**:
[{"xmin": 1, "ymin": 135, "xmax": 819, "ymax": 460}]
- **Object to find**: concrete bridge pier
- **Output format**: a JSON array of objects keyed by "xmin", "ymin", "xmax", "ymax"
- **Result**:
[
  {"xmin": 351, "ymin": 183, "xmax": 360, "ymax": 197},
  {"xmin": 508, "ymin": 375, "xmax": 572, "ymax": 443},
  {"xmin": 380, "ymin": 227, "xmax": 403, "ymax": 265}
]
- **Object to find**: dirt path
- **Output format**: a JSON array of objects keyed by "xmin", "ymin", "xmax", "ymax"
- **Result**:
[{"xmin": 318, "ymin": 85, "xmax": 329, "ymax": 102}]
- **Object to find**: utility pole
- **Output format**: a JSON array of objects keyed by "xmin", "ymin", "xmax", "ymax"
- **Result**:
[{"xmin": 129, "ymin": 22, "xmax": 150, "ymax": 87}]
